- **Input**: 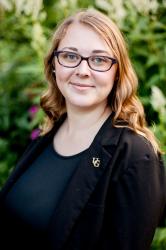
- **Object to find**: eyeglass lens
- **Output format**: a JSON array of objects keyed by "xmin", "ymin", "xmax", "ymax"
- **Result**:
[{"xmin": 55, "ymin": 51, "xmax": 117, "ymax": 72}]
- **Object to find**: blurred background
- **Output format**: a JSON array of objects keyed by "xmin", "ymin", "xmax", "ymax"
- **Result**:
[{"xmin": 0, "ymin": 0, "xmax": 166, "ymax": 248}]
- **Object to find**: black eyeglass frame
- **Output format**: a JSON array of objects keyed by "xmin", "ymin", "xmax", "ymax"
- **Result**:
[{"xmin": 53, "ymin": 50, "xmax": 118, "ymax": 72}]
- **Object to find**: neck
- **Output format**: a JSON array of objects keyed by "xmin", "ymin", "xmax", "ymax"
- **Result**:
[{"xmin": 64, "ymin": 104, "xmax": 112, "ymax": 135}]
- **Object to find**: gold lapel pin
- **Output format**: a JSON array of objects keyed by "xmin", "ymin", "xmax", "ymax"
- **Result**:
[{"xmin": 92, "ymin": 157, "xmax": 100, "ymax": 167}]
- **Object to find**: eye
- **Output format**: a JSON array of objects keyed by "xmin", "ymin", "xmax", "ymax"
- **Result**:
[
  {"xmin": 90, "ymin": 56, "xmax": 107, "ymax": 65},
  {"xmin": 61, "ymin": 52, "xmax": 79, "ymax": 62}
]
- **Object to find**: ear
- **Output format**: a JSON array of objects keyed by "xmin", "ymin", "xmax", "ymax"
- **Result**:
[
  {"xmin": 52, "ymin": 58, "xmax": 56, "ymax": 71},
  {"xmin": 51, "ymin": 62, "xmax": 56, "ymax": 78},
  {"xmin": 52, "ymin": 61, "xmax": 56, "ymax": 75},
  {"xmin": 52, "ymin": 68, "xmax": 56, "ymax": 80},
  {"xmin": 114, "ymin": 70, "xmax": 119, "ymax": 83}
]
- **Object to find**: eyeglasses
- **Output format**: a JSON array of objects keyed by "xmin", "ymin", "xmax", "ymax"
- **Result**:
[{"xmin": 54, "ymin": 50, "xmax": 117, "ymax": 72}]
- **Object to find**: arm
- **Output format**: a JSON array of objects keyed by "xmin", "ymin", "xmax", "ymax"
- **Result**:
[{"xmin": 101, "ymin": 154, "xmax": 166, "ymax": 250}]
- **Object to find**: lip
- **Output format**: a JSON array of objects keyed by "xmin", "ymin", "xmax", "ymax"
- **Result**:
[{"xmin": 70, "ymin": 82, "xmax": 94, "ymax": 88}]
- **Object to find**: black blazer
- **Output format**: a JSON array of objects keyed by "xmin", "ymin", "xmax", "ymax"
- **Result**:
[{"xmin": 0, "ymin": 114, "xmax": 166, "ymax": 250}]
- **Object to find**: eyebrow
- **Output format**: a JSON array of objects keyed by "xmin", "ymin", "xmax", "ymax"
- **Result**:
[{"xmin": 61, "ymin": 47, "xmax": 109, "ymax": 54}]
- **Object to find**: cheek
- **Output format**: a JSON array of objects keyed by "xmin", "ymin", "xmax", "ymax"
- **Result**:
[
  {"xmin": 104, "ymin": 68, "xmax": 117, "ymax": 89},
  {"xmin": 95, "ymin": 64, "xmax": 117, "ymax": 84},
  {"xmin": 55, "ymin": 65, "xmax": 72, "ymax": 86},
  {"xmin": 95, "ymin": 72, "xmax": 116, "ymax": 89}
]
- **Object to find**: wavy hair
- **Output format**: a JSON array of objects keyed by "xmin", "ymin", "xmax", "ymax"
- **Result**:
[{"xmin": 40, "ymin": 9, "xmax": 160, "ymax": 154}]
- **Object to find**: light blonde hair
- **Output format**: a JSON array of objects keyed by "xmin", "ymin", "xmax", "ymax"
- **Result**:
[{"xmin": 41, "ymin": 9, "xmax": 160, "ymax": 154}]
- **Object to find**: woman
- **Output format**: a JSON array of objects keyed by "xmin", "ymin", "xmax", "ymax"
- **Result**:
[{"xmin": 0, "ymin": 9, "xmax": 165, "ymax": 250}]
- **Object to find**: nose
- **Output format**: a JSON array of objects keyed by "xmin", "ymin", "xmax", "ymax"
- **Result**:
[{"xmin": 75, "ymin": 60, "xmax": 91, "ymax": 77}]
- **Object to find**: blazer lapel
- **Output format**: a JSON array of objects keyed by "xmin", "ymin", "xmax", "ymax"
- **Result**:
[
  {"xmin": 0, "ymin": 112, "xmax": 124, "ymax": 250},
  {"xmin": 48, "ymin": 114, "xmax": 124, "ymax": 250}
]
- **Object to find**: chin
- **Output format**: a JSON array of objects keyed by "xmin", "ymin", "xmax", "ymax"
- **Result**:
[
  {"xmin": 68, "ymin": 97, "xmax": 95, "ymax": 107},
  {"xmin": 69, "ymin": 99, "xmax": 105, "ymax": 110},
  {"xmin": 73, "ymin": 103, "xmax": 95, "ymax": 109}
]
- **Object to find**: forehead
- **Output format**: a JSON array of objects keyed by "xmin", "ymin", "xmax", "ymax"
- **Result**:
[{"xmin": 58, "ymin": 22, "xmax": 112, "ymax": 55}]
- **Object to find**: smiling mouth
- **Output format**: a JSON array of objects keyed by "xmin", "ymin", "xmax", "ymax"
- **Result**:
[{"xmin": 70, "ymin": 82, "xmax": 94, "ymax": 88}]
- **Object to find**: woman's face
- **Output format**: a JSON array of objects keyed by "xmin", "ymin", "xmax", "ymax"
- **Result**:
[{"xmin": 54, "ymin": 22, "xmax": 117, "ymax": 111}]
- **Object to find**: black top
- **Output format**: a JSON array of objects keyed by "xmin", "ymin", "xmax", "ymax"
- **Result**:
[
  {"xmin": 0, "ymin": 113, "xmax": 165, "ymax": 250},
  {"xmin": 1, "ymin": 142, "xmax": 87, "ymax": 249}
]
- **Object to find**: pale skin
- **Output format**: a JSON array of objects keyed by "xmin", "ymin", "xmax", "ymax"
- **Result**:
[{"xmin": 53, "ymin": 22, "xmax": 117, "ymax": 156}]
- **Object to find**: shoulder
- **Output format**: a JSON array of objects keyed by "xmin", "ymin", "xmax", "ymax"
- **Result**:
[
  {"xmin": 101, "ymin": 116, "xmax": 158, "ymax": 163},
  {"xmin": 108, "ymin": 127, "xmax": 165, "ymax": 187},
  {"xmin": 116, "ymin": 127, "xmax": 158, "ymax": 164}
]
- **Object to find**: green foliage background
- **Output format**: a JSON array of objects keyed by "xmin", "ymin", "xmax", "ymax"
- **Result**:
[{"xmin": 0, "ymin": 0, "xmax": 166, "ymax": 248}]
